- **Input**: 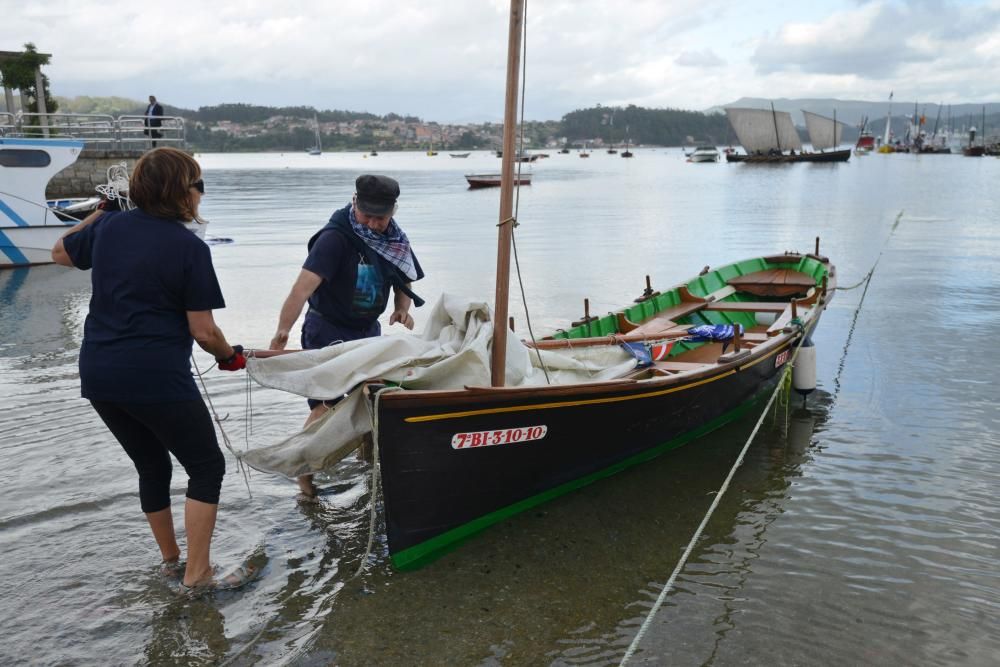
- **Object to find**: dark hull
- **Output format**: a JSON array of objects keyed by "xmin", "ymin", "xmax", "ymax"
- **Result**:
[
  {"xmin": 375, "ymin": 328, "xmax": 814, "ymax": 569},
  {"xmin": 962, "ymin": 146, "xmax": 986, "ymax": 157},
  {"xmin": 726, "ymin": 149, "xmax": 851, "ymax": 163},
  {"xmin": 466, "ymin": 175, "xmax": 532, "ymax": 188}
]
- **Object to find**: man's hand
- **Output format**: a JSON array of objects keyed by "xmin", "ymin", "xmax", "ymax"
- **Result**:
[
  {"xmin": 270, "ymin": 330, "xmax": 290, "ymax": 350},
  {"xmin": 389, "ymin": 309, "xmax": 414, "ymax": 330}
]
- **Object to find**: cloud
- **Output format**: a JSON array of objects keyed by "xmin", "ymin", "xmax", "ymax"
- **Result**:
[
  {"xmin": 675, "ymin": 49, "xmax": 726, "ymax": 68},
  {"xmin": 751, "ymin": 1, "xmax": 1000, "ymax": 78},
  {"xmin": 2, "ymin": 0, "xmax": 997, "ymax": 121}
]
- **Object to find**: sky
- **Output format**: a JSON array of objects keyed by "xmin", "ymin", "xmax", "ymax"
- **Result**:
[{"xmin": 3, "ymin": 0, "xmax": 999, "ymax": 122}]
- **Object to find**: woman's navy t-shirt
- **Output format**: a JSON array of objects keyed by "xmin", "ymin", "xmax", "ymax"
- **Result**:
[{"xmin": 62, "ymin": 209, "xmax": 226, "ymax": 403}]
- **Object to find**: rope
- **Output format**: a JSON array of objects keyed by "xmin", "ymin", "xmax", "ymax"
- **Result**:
[
  {"xmin": 191, "ymin": 353, "xmax": 253, "ymax": 498},
  {"xmin": 508, "ymin": 0, "xmax": 553, "ymax": 385},
  {"xmin": 619, "ymin": 330, "xmax": 812, "ymax": 665},
  {"xmin": 621, "ymin": 218, "xmax": 902, "ymax": 662},
  {"xmin": 350, "ymin": 385, "xmax": 401, "ymax": 580},
  {"xmin": 94, "ymin": 161, "xmax": 134, "ymax": 209}
]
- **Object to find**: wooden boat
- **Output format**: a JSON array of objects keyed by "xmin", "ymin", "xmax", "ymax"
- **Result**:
[
  {"xmin": 374, "ymin": 248, "xmax": 835, "ymax": 569},
  {"xmin": 246, "ymin": 1, "xmax": 835, "ymax": 572},
  {"xmin": 370, "ymin": 3, "xmax": 836, "ymax": 569},
  {"xmin": 725, "ymin": 105, "xmax": 849, "ymax": 163},
  {"xmin": 465, "ymin": 173, "xmax": 531, "ymax": 188}
]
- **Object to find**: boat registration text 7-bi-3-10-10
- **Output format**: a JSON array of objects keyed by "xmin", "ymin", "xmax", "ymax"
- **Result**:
[{"xmin": 452, "ymin": 426, "xmax": 548, "ymax": 449}]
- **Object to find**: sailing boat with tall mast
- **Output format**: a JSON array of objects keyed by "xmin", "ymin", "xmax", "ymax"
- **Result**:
[
  {"xmin": 877, "ymin": 92, "xmax": 895, "ymax": 153},
  {"xmin": 307, "ymin": 113, "xmax": 322, "ymax": 156},
  {"xmin": 725, "ymin": 104, "xmax": 849, "ymax": 162},
  {"xmin": 802, "ymin": 109, "xmax": 850, "ymax": 156},
  {"xmin": 962, "ymin": 106, "xmax": 987, "ymax": 156},
  {"xmin": 244, "ymin": 0, "xmax": 837, "ymax": 571}
]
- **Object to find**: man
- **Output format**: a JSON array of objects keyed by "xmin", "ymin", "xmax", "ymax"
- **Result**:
[
  {"xmin": 270, "ymin": 174, "xmax": 424, "ymax": 498},
  {"xmin": 144, "ymin": 95, "xmax": 164, "ymax": 147}
]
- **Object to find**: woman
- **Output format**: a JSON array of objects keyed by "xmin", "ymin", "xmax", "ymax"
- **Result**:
[{"xmin": 52, "ymin": 147, "xmax": 251, "ymax": 592}]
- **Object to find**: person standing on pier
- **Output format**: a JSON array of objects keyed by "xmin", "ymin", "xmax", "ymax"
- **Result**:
[
  {"xmin": 269, "ymin": 174, "xmax": 424, "ymax": 499},
  {"xmin": 144, "ymin": 95, "xmax": 163, "ymax": 147}
]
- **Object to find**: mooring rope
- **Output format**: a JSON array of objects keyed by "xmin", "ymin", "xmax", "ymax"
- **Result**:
[
  {"xmin": 620, "ymin": 216, "xmax": 901, "ymax": 663},
  {"xmin": 619, "ymin": 329, "xmax": 813, "ymax": 665},
  {"xmin": 350, "ymin": 385, "xmax": 401, "ymax": 580}
]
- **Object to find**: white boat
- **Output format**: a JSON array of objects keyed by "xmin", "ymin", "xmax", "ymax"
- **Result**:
[
  {"xmin": 1, "ymin": 137, "xmax": 84, "ymax": 268},
  {"xmin": 308, "ymin": 113, "xmax": 322, "ymax": 155},
  {"xmin": 688, "ymin": 145, "xmax": 720, "ymax": 162}
]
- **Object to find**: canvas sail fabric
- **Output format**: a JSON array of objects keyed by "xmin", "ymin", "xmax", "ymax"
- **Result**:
[
  {"xmin": 802, "ymin": 110, "xmax": 846, "ymax": 151},
  {"xmin": 241, "ymin": 294, "xmax": 636, "ymax": 478},
  {"xmin": 726, "ymin": 107, "xmax": 803, "ymax": 153}
]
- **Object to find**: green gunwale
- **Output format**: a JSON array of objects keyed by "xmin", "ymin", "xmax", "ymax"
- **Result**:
[
  {"xmin": 390, "ymin": 377, "xmax": 784, "ymax": 570},
  {"xmin": 550, "ymin": 256, "xmax": 828, "ymax": 353}
]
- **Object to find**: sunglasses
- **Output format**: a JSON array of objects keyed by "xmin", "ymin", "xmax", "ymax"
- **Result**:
[{"xmin": 190, "ymin": 179, "xmax": 205, "ymax": 194}]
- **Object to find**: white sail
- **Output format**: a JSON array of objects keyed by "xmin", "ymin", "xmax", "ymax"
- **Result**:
[
  {"xmin": 726, "ymin": 107, "xmax": 802, "ymax": 154},
  {"xmin": 802, "ymin": 110, "xmax": 846, "ymax": 151}
]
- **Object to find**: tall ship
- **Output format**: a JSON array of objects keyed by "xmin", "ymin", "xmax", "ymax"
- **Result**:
[{"xmin": 724, "ymin": 106, "xmax": 850, "ymax": 163}]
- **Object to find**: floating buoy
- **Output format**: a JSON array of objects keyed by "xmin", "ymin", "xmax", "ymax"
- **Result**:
[
  {"xmin": 792, "ymin": 337, "xmax": 816, "ymax": 402},
  {"xmin": 755, "ymin": 311, "xmax": 778, "ymax": 326}
]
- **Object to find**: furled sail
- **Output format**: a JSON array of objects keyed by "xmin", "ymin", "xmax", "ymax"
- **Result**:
[
  {"xmin": 802, "ymin": 110, "xmax": 847, "ymax": 151},
  {"xmin": 725, "ymin": 107, "xmax": 802, "ymax": 154}
]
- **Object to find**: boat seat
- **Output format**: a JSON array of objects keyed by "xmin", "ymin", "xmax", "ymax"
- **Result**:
[
  {"xmin": 704, "ymin": 301, "xmax": 790, "ymax": 313},
  {"xmin": 616, "ymin": 284, "xmax": 736, "ymax": 334}
]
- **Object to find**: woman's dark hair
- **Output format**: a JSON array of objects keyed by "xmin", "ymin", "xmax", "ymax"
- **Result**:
[{"xmin": 129, "ymin": 147, "xmax": 201, "ymax": 221}]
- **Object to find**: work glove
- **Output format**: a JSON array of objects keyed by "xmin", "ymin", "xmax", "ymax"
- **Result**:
[{"xmin": 217, "ymin": 345, "xmax": 246, "ymax": 371}]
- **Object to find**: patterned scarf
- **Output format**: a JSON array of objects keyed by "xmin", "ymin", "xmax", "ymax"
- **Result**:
[{"xmin": 348, "ymin": 204, "xmax": 417, "ymax": 280}]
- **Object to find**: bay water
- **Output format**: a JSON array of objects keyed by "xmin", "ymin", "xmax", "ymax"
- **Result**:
[{"xmin": 1, "ymin": 149, "xmax": 998, "ymax": 665}]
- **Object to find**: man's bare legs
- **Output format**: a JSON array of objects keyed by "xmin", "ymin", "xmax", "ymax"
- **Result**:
[{"xmin": 296, "ymin": 403, "xmax": 330, "ymax": 497}]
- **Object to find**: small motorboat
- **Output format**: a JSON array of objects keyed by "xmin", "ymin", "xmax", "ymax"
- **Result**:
[
  {"xmin": 688, "ymin": 146, "xmax": 720, "ymax": 163},
  {"xmin": 450, "ymin": 152, "xmax": 471, "ymax": 158},
  {"xmin": 465, "ymin": 173, "xmax": 532, "ymax": 188}
]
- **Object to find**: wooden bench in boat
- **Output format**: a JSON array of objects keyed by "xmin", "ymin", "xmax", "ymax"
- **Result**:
[
  {"xmin": 703, "ymin": 301, "xmax": 790, "ymax": 313},
  {"xmin": 727, "ymin": 267, "xmax": 816, "ymax": 298},
  {"xmin": 616, "ymin": 284, "xmax": 737, "ymax": 335}
]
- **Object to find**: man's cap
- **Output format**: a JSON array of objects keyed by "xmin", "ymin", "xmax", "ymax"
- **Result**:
[{"xmin": 355, "ymin": 174, "xmax": 400, "ymax": 216}]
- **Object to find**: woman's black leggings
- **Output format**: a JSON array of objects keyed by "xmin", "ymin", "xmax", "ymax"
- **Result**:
[{"xmin": 91, "ymin": 399, "xmax": 226, "ymax": 513}]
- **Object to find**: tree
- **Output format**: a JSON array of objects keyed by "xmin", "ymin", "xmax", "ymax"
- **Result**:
[{"xmin": 0, "ymin": 43, "xmax": 59, "ymax": 119}]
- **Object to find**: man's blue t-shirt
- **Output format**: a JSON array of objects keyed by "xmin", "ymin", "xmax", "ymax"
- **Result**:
[
  {"xmin": 62, "ymin": 209, "xmax": 226, "ymax": 403},
  {"xmin": 303, "ymin": 205, "xmax": 391, "ymax": 331}
]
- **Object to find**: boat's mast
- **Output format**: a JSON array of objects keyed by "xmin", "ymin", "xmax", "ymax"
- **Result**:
[
  {"xmin": 770, "ymin": 102, "xmax": 781, "ymax": 152},
  {"xmin": 490, "ymin": 0, "xmax": 524, "ymax": 387}
]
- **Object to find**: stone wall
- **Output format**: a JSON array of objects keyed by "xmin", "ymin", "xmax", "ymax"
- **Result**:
[{"xmin": 46, "ymin": 149, "xmax": 146, "ymax": 198}]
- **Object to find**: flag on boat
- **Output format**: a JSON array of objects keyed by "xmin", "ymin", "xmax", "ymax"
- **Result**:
[{"xmin": 650, "ymin": 340, "xmax": 675, "ymax": 360}]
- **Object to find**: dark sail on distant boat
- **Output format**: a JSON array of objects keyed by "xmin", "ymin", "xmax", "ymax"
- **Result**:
[{"xmin": 802, "ymin": 110, "xmax": 847, "ymax": 151}]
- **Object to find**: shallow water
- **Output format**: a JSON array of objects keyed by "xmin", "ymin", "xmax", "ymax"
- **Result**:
[{"xmin": 1, "ymin": 149, "xmax": 999, "ymax": 665}]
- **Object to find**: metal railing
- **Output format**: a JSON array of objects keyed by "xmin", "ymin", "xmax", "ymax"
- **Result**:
[{"xmin": 0, "ymin": 112, "xmax": 186, "ymax": 149}]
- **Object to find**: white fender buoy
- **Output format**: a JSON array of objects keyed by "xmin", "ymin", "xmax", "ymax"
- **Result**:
[
  {"xmin": 792, "ymin": 337, "xmax": 817, "ymax": 400},
  {"xmin": 756, "ymin": 311, "xmax": 778, "ymax": 326}
]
